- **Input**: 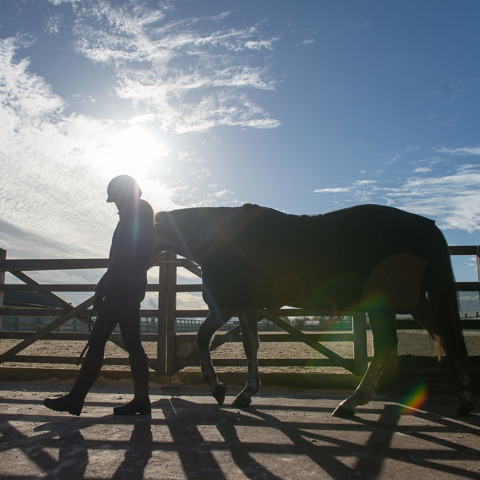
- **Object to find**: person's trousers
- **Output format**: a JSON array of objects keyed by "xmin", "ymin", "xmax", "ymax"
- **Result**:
[{"xmin": 88, "ymin": 288, "xmax": 146, "ymax": 358}]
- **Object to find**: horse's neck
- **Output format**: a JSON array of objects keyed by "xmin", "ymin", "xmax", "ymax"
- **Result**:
[{"xmin": 168, "ymin": 207, "xmax": 242, "ymax": 261}]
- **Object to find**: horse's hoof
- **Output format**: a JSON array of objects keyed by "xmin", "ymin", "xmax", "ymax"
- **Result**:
[
  {"xmin": 454, "ymin": 401, "xmax": 474, "ymax": 415},
  {"xmin": 212, "ymin": 383, "xmax": 227, "ymax": 406},
  {"xmin": 232, "ymin": 395, "xmax": 252, "ymax": 409},
  {"xmin": 332, "ymin": 404, "xmax": 356, "ymax": 419}
]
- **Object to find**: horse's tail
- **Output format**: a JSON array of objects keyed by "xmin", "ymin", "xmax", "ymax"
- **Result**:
[{"xmin": 426, "ymin": 224, "xmax": 467, "ymax": 361}]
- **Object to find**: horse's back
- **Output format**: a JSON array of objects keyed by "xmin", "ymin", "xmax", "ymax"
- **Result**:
[
  {"xmin": 202, "ymin": 204, "xmax": 437, "ymax": 310},
  {"xmin": 247, "ymin": 204, "xmax": 435, "ymax": 260}
]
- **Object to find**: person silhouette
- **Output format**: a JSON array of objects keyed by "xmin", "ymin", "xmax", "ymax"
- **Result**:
[{"xmin": 44, "ymin": 175, "xmax": 155, "ymax": 416}]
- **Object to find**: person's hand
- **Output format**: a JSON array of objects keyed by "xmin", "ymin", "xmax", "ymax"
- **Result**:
[
  {"xmin": 93, "ymin": 293, "xmax": 104, "ymax": 313},
  {"xmin": 93, "ymin": 275, "xmax": 110, "ymax": 311},
  {"xmin": 95, "ymin": 274, "xmax": 110, "ymax": 295}
]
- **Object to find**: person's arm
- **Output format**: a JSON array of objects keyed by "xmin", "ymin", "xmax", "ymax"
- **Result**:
[{"xmin": 94, "ymin": 201, "xmax": 154, "ymax": 301}]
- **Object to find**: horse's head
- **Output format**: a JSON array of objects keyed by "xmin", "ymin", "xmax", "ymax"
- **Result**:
[
  {"xmin": 152, "ymin": 207, "xmax": 225, "ymax": 265},
  {"xmin": 151, "ymin": 210, "xmax": 189, "ymax": 262}
]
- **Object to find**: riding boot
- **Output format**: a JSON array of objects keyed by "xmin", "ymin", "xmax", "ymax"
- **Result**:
[
  {"xmin": 113, "ymin": 353, "xmax": 151, "ymax": 415},
  {"xmin": 43, "ymin": 352, "xmax": 103, "ymax": 416}
]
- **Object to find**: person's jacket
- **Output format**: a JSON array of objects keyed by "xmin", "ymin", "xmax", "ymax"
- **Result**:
[{"xmin": 95, "ymin": 199, "xmax": 154, "ymax": 297}]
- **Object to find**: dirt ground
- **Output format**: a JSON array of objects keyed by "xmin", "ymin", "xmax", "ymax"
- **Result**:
[
  {"xmin": 1, "ymin": 381, "xmax": 480, "ymax": 480},
  {"xmin": 2, "ymin": 330, "xmax": 480, "ymax": 375},
  {"xmin": 2, "ymin": 331, "xmax": 480, "ymax": 479}
]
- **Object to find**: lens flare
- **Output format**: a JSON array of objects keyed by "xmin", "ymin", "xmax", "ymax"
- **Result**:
[{"xmin": 396, "ymin": 380, "xmax": 428, "ymax": 414}]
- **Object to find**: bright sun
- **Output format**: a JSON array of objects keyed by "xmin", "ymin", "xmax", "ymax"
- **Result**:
[{"xmin": 89, "ymin": 124, "xmax": 170, "ymax": 179}]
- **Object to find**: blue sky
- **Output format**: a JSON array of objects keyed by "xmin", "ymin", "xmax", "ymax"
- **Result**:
[{"xmin": 1, "ymin": 0, "xmax": 480, "ymax": 286}]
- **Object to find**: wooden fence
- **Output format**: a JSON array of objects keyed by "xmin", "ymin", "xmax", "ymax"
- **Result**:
[{"xmin": 1, "ymin": 247, "xmax": 480, "ymax": 379}]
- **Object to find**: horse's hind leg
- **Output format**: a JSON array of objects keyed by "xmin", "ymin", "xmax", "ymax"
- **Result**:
[
  {"xmin": 197, "ymin": 311, "xmax": 232, "ymax": 406},
  {"xmin": 411, "ymin": 299, "xmax": 473, "ymax": 415},
  {"xmin": 333, "ymin": 310, "xmax": 397, "ymax": 418},
  {"xmin": 232, "ymin": 310, "xmax": 260, "ymax": 408}
]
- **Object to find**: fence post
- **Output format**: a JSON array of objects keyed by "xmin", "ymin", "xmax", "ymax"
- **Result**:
[
  {"xmin": 165, "ymin": 252, "xmax": 177, "ymax": 376},
  {"xmin": 157, "ymin": 251, "xmax": 177, "ymax": 376},
  {"xmin": 352, "ymin": 312, "xmax": 368, "ymax": 375},
  {"xmin": 0, "ymin": 249, "xmax": 5, "ymax": 348},
  {"xmin": 157, "ymin": 253, "xmax": 168, "ymax": 374},
  {"xmin": 476, "ymin": 246, "xmax": 480, "ymax": 304}
]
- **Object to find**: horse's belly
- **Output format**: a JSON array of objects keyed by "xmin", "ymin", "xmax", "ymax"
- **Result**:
[{"xmin": 361, "ymin": 253, "xmax": 427, "ymax": 310}]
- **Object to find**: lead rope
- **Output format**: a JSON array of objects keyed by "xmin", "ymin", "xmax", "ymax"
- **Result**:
[{"xmin": 76, "ymin": 308, "xmax": 96, "ymax": 366}]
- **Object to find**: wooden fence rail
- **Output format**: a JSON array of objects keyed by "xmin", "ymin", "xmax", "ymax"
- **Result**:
[{"xmin": 1, "ymin": 246, "xmax": 480, "ymax": 379}]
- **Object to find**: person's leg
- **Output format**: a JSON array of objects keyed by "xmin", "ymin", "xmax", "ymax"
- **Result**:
[
  {"xmin": 113, "ymin": 293, "xmax": 151, "ymax": 415},
  {"xmin": 43, "ymin": 307, "xmax": 117, "ymax": 416},
  {"xmin": 113, "ymin": 351, "xmax": 151, "ymax": 415},
  {"xmin": 43, "ymin": 352, "xmax": 103, "ymax": 415}
]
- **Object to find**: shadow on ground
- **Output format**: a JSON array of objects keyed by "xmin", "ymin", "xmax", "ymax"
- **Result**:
[{"xmin": 1, "ymin": 382, "xmax": 479, "ymax": 479}]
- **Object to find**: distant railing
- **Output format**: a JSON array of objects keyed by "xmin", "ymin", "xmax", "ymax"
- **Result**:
[{"xmin": 1, "ymin": 247, "xmax": 479, "ymax": 378}]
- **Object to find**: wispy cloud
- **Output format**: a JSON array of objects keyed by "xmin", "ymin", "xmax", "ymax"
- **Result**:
[
  {"xmin": 314, "ymin": 166, "xmax": 480, "ymax": 233},
  {"xmin": 355, "ymin": 179, "xmax": 377, "ymax": 186},
  {"xmin": 0, "ymin": 35, "xmax": 178, "ymax": 257},
  {"xmin": 413, "ymin": 167, "xmax": 432, "ymax": 173},
  {"xmin": 314, "ymin": 179, "xmax": 376, "ymax": 194},
  {"xmin": 314, "ymin": 187, "xmax": 352, "ymax": 193},
  {"xmin": 0, "ymin": 2, "xmax": 283, "ymax": 258},
  {"xmin": 69, "ymin": 1, "xmax": 280, "ymax": 133},
  {"xmin": 436, "ymin": 146, "xmax": 480, "ymax": 156},
  {"xmin": 0, "ymin": 36, "xmax": 63, "ymax": 125},
  {"xmin": 357, "ymin": 21, "xmax": 374, "ymax": 29},
  {"xmin": 302, "ymin": 38, "xmax": 315, "ymax": 46}
]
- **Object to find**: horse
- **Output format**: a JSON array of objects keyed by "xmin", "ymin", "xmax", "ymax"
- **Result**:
[{"xmin": 153, "ymin": 203, "xmax": 474, "ymax": 417}]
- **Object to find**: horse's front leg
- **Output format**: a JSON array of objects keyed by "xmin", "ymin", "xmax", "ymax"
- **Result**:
[
  {"xmin": 232, "ymin": 310, "xmax": 260, "ymax": 408},
  {"xmin": 197, "ymin": 311, "xmax": 231, "ymax": 406},
  {"xmin": 333, "ymin": 311, "xmax": 397, "ymax": 418}
]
